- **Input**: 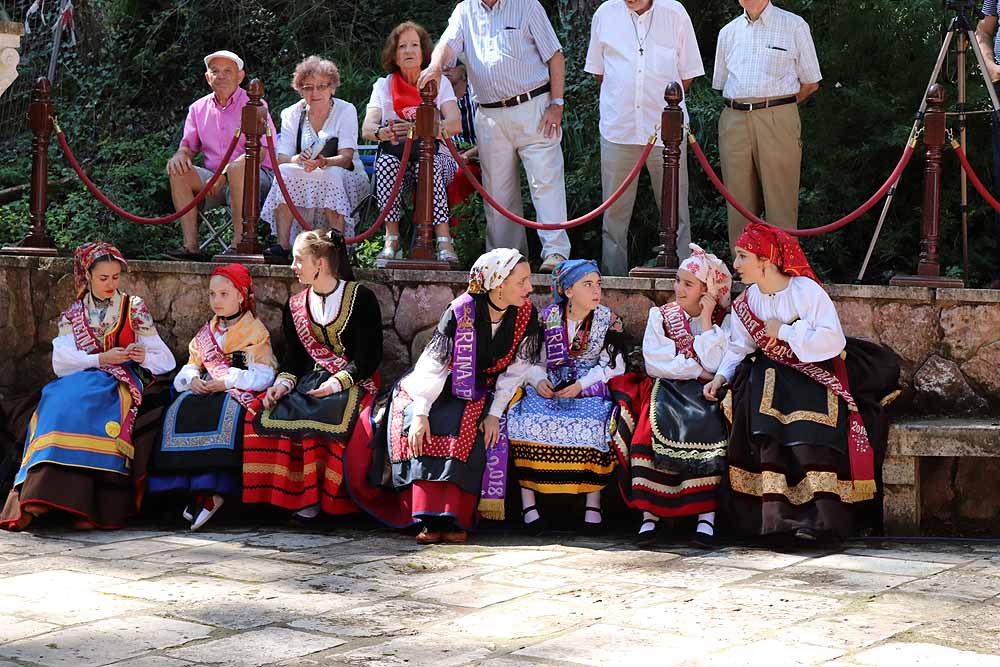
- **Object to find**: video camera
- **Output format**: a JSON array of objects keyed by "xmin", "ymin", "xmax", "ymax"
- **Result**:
[{"xmin": 946, "ymin": 0, "xmax": 983, "ymax": 19}]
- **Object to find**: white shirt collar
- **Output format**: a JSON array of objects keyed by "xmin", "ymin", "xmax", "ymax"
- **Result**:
[{"xmin": 744, "ymin": 1, "xmax": 774, "ymax": 26}]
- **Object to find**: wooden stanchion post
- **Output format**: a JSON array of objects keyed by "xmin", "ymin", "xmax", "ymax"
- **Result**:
[
  {"xmin": 216, "ymin": 78, "xmax": 266, "ymax": 263},
  {"xmin": 386, "ymin": 80, "xmax": 450, "ymax": 270},
  {"xmin": 630, "ymin": 82, "xmax": 683, "ymax": 278},
  {"xmin": 891, "ymin": 84, "xmax": 963, "ymax": 287},
  {"xmin": 2, "ymin": 77, "xmax": 58, "ymax": 256}
]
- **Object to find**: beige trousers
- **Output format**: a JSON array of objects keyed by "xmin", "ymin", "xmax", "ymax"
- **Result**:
[
  {"xmin": 600, "ymin": 136, "xmax": 690, "ymax": 276},
  {"xmin": 718, "ymin": 103, "xmax": 801, "ymax": 250}
]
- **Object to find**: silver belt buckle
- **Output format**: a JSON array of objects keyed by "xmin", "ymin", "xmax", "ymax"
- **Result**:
[{"xmin": 746, "ymin": 101, "xmax": 756, "ymax": 112}]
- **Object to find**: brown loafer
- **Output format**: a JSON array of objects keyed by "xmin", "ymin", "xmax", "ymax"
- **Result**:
[
  {"xmin": 415, "ymin": 527, "xmax": 442, "ymax": 544},
  {"xmin": 442, "ymin": 529, "xmax": 468, "ymax": 544}
]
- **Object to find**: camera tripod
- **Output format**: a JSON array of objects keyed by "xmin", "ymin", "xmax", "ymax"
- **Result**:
[{"xmin": 858, "ymin": 0, "xmax": 1000, "ymax": 280}]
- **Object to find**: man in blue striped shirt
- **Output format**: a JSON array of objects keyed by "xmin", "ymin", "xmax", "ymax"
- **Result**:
[
  {"xmin": 976, "ymin": 0, "xmax": 1000, "ymax": 287},
  {"xmin": 419, "ymin": 0, "xmax": 573, "ymax": 271}
]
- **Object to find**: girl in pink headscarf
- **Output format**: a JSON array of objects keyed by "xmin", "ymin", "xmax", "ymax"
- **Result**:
[
  {"xmin": 609, "ymin": 243, "xmax": 733, "ymax": 547},
  {"xmin": 1, "ymin": 242, "xmax": 175, "ymax": 531}
]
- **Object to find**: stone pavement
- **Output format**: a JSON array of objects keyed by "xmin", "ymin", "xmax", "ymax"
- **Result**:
[{"xmin": 1, "ymin": 525, "xmax": 999, "ymax": 667}]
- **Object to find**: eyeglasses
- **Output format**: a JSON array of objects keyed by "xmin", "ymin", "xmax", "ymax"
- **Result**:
[{"xmin": 300, "ymin": 83, "xmax": 333, "ymax": 93}]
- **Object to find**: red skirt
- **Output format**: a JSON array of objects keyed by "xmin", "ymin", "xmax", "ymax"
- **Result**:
[{"xmin": 241, "ymin": 394, "xmax": 375, "ymax": 515}]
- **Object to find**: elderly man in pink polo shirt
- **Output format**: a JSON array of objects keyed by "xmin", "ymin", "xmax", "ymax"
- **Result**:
[{"xmin": 165, "ymin": 50, "xmax": 277, "ymax": 259}]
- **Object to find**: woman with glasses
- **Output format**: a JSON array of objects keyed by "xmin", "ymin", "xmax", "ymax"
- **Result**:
[{"xmin": 262, "ymin": 56, "xmax": 370, "ymax": 263}]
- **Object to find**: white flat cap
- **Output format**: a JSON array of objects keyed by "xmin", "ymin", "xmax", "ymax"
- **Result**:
[{"xmin": 203, "ymin": 50, "xmax": 244, "ymax": 71}]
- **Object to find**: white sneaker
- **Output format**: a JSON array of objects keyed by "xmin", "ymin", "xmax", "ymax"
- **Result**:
[
  {"xmin": 190, "ymin": 495, "xmax": 224, "ymax": 531},
  {"xmin": 539, "ymin": 253, "xmax": 567, "ymax": 273}
]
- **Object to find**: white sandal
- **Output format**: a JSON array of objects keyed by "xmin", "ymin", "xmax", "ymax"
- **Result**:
[
  {"xmin": 435, "ymin": 235, "xmax": 459, "ymax": 265},
  {"xmin": 376, "ymin": 234, "xmax": 402, "ymax": 268}
]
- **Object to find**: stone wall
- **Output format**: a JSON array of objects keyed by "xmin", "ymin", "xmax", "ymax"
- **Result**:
[{"xmin": 1, "ymin": 256, "xmax": 999, "ymax": 416}]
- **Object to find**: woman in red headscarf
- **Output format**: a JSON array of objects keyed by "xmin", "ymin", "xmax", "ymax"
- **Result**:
[
  {"xmin": 148, "ymin": 264, "xmax": 277, "ymax": 530},
  {"xmin": 703, "ymin": 224, "xmax": 900, "ymax": 542},
  {"xmin": 1, "ymin": 242, "xmax": 176, "ymax": 531}
]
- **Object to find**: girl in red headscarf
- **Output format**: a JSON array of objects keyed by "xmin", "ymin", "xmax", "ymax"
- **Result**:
[
  {"xmin": 703, "ymin": 224, "xmax": 900, "ymax": 542},
  {"xmin": 148, "ymin": 264, "xmax": 276, "ymax": 530},
  {"xmin": 1, "ymin": 242, "xmax": 176, "ymax": 531}
]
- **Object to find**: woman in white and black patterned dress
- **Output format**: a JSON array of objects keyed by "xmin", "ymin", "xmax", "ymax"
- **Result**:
[
  {"xmin": 361, "ymin": 22, "xmax": 463, "ymax": 267},
  {"xmin": 262, "ymin": 56, "xmax": 370, "ymax": 262}
]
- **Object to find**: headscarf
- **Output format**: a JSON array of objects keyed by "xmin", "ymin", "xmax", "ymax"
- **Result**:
[
  {"xmin": 467, "ymin": 248, "xmax": 523, "ymax": 294},
  {"xmin": 73, "ymin": 241, "xmax": 128, "ymax": 299},
  {"xmin": 736, "ymin": 223, "xmax": 820, "ymax": 283},
  {"xmin": 678, "ymin": 243, "xmax": 733, "ymax": 308},
  {"xmin": 551, "ymin": 259, "xmax": 599, "ymax": 304},
  {"xmin": 211, "ymin": 263, "xmax": 256, "ymax": 315}
]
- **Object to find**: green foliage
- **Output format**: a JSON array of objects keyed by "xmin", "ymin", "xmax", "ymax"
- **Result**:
[{"xmin": 0, "ymin": 0, "xmax": 996, "ymax": 284}]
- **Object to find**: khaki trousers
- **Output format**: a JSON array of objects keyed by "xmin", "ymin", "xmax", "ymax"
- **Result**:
[
  {"xmin": 718, "ymin": 103, "xmax": 801, "ymax": 250},
  {"xmin": 600, "ymin": 136, "xmax": 690, "ymax": 276}
]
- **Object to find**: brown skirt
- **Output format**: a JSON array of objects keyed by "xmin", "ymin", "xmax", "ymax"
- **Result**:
[{"xmin": 0, "ymin": 389, "xmax": 168, "ymax": 530}]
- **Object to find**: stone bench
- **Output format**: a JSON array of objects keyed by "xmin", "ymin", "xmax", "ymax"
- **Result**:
[{"xmin": 883, "ymin": 419, "xmax": 1000, "ymax": 535}]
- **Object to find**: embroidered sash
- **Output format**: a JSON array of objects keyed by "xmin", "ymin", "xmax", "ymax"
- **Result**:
[
  {"xmin": 542, "ymin": 303, "xmax": 611, "ymax": 399},
  {"xmin": 65, "ymin": 297, "xmax": 144, "ymax": 457},
  {"xmin": 660, "ymin": 302, "xmax": 697, "ymax": 361},
  {"xmin": 289, "ymin": 287, "xmax": 378, "ymax": 394},
  {"xmin": 193, "ymin": 323, "xmax": 257, "ymax": 408},
  {"xmin": 450, "ymin": 292, "xmax": 481, "ymax": 401},
  {"xmin": 732, "ymin": 292, "xmax": 875, "ymax": 497}
]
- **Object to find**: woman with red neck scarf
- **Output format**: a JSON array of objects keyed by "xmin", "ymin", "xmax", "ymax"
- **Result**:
[
  {"xmin": 704, "ymin": 224, "xmax": 900, "ymax": 543},
  {"xmin": 361, "ymin": 21, "xmax": 464, "ymax": 267}
]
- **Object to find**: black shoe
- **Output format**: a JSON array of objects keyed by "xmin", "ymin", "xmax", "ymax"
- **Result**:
[
  {"xmin": 581, "ymin": 506, "xmax": 604, "ymax": 536},
  {"xmin": 162, "ymin": 247, "xmax": 205, "ymax": 261},
  {"xmin": 793, "ymin": 527, "xmax": 819, "ymax": 543},
  {"xmin": 634, "ymin": 518, "xmax": 659, "ymax": 547},
  {"xmin": 691, "ymin": 519, "xmax": 716, "ymax": 549},
  {"xmin": 522, "ymin": 504, "xmax": 547, "ymax": 536},
  {"xmin": 263, "ymin": 244, "xmax": 291, "ymax": 264}
]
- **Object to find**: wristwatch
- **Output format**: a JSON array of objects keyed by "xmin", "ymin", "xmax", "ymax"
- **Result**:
[{"xmin": 550, "ymin": 97, "xmax": 565, "ymax": 106}]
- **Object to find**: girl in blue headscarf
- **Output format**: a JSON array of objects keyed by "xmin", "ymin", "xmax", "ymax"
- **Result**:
[{"xmin": 506, "ymin": 259, "xmax": 626, "ymax": 534}]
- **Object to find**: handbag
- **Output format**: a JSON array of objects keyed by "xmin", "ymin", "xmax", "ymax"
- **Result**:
[{"xmin": 296, "ymin": 104, "xmax": 342, "ymax": 161}]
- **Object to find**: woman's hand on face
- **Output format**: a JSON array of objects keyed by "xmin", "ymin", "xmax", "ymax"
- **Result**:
[
  {"xmin": 408, "ymin": 415, "xmax": 431, "ymax": 457},
  {"xmin": 535, "ymin": 380, "xmax": 555, "ymax": 399},
  {"xmin": 481, "ymin": 415, "xmax": 500, "ymax": 448},
  {"xmin": 262, "ymin": 383, "xmax": 291, "ymax": 409},
  {"xmin": 698, "ymin": 293, "xmax": 718, "ymax": 329}
]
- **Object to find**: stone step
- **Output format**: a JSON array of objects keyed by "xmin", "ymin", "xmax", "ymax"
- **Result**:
[
  {"xmin": 888, "ymin": 418, "xmax": 1000, "ymax": 457},
  {"xmin": 884, "ymin": 418, "xmax": 1000, "ymax": 535}
]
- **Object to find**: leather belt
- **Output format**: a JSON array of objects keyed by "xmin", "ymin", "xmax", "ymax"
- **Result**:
[
  {"xmin": 724, "ymin": 96, "xmax": 797, "ymax": 111},
  {"xmin": 479, "ymin": 84, "xmax": 551, "ymax": 109}
]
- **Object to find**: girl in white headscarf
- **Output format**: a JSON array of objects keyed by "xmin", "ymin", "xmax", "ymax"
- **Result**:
[
  {"xmin": 608, "ymin": 243, "xmax": 733, "ymax": 547},
  {"xmin": 346, "ymin": 249, "xmax": 541, "ymax": 544}
]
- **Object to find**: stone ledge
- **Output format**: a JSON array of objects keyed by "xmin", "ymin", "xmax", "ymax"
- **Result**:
[
  {"xmin": 936, "ymin": 288, "xmax": 1000, "ymax": 304},
  {"xmin": 888, "ymin": 419, "xmax": 1000, "ymax": 457}
]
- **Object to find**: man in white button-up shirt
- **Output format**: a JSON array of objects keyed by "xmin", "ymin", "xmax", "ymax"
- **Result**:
[
  {"xmin": 585, "ymin": 0, "xmax": 704, "ymax": 275},
  {"xmin": 420, "ymin": 0, "xmax": 572, "ymax": 271},
  {"xmin": 713, "ymin": 0, "xmax": 821, "ymax": 250}
]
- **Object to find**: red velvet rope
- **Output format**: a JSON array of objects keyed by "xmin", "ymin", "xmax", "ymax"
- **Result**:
[
  {"xmin": 952, "ymin": 140, "xmax": 1000, "ymax": 214},
  {"xmin": 443, "ymin": 136, "xmax": 655, "ymax": 231},
  {"xmin": 56, "ymin": 126, "xmax": 241, "ymax": 225},
  {"xmin": 687, "ymin": 134, "xmax": 917, "ymax": 237},
  {"xmin": 263, "ymin": 133, "xmax": 413, "ymax": 245}
]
